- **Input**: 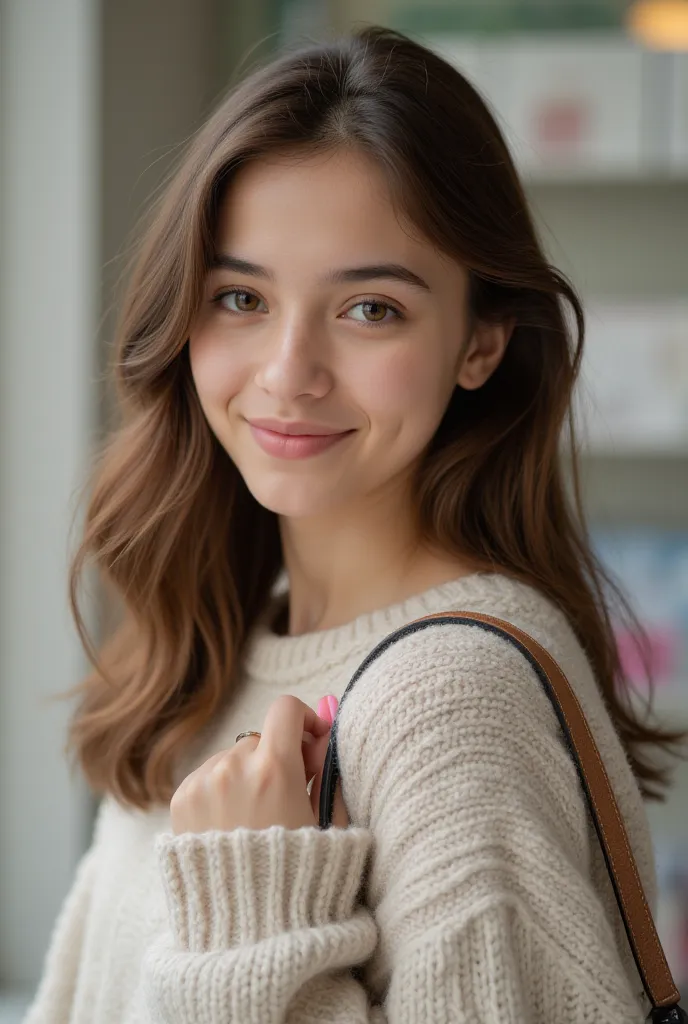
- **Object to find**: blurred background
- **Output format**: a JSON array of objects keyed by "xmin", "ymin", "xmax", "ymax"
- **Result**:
[{"xmin": 1, "ymin": 0, "xmax": 687, "ymax": 1018}]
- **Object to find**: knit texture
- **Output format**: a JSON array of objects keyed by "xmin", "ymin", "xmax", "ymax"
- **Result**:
[{"xmin": 23, "ymin": 571, "xmax": 656, "ymax": 1022}]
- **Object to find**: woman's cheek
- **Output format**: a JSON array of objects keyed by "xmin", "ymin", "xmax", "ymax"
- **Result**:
[
  {"xmin": 362, "ymin": 348, "xmax": 448, "ymax": 425},
  {"xmin": 189, "ymin": 333, "xmax": 246, "ymax": 410}
]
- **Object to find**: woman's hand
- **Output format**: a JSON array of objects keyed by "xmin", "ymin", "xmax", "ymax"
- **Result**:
[{"xmin": 170, "ymin": 694, "xmax": 349, "ymax": 834}]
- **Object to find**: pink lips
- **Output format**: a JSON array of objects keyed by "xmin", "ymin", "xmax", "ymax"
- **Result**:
[{"xmin": 247, "ymin": 419, "xmax": 355, "ymax": 460}]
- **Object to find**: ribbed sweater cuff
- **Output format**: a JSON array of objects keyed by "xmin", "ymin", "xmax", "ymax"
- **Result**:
[{"xmin": 156, "ymin": 826, "xmax": 372, "ymax": 952}]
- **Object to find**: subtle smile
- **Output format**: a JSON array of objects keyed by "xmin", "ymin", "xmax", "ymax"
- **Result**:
[{"xmin": 246, "ymin": 419, "xmax": 356, "ymax": 460}]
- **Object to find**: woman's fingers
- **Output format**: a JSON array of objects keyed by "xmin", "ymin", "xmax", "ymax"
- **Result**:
[
  {"xmin": 260, "ymin": 694, "xmax": 330, "ymax": 761},
  {"xmin": 303, "ymin": 730, "xmax": 331, "ymax": 781},
  {"xmin": 170, "ymin": 695, "xmax": 343, "ymax": 834}
]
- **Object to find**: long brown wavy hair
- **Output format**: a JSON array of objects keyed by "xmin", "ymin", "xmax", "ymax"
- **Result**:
[{"xmin": 69, "ymin": 24, "xmax": 687, "ymax": 809}]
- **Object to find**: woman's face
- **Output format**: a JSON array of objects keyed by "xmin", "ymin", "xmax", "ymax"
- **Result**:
[{"xmin": 189, "ymin": 148, "xmax": 508, "ymax": 519}]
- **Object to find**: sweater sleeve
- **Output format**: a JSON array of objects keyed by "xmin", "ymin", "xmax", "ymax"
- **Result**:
[{"xmin": 143, "ymin": 624, "xmax": 649, "ymax": 1023}]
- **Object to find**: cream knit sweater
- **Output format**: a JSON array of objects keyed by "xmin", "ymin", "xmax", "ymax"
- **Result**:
[{"xmin": 24, "ymin": 572, "xmax": 656, "ymax": 1023}]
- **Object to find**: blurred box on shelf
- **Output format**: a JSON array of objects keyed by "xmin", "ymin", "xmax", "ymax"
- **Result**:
[
  {"xmin": 422, "ymin": 32, "xmax": 678, "ymax": 180},
  {"xmin": 505, "ymin": 35, "xmax": 646, "ymax": 179},
  {"xmin": 592, "ymin": 528, "xmax": 688, "ymax": 715},
  {"xmin": 576, "ymin": 302, "xmax": 688, "ymax": 455}
]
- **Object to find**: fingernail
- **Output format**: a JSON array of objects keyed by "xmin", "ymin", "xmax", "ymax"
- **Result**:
[
  {"xmin": 317, "ymin": 697, "xmax": 332, "ymax": 724},
  {"xmin": 327, "ymin": 695, "xmax": 339, "ymax": 721}
]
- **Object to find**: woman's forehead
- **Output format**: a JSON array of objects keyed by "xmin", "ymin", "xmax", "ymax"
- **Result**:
[{"xmin": 212, "ymin": 152, "xmax": 464, "ymax": 287}]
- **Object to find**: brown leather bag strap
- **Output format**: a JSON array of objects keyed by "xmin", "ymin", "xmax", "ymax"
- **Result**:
[{"xmin": 318, "ymin": 610, "xmax": 685, "ymax": 1021}]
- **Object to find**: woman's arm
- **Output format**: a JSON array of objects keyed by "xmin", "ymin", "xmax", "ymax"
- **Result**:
[
  {"xmin": 145, "ymin": 825, "xmax": 380, "ymax": 1022},
  {"xmin": 143, "ymin": 625, "xmax": 648, "ymax": 1023}
]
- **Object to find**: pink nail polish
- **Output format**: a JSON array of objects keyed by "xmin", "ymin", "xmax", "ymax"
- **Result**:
[
  {"xmin": 327, "ymin": 695, "xmax": 339, "ymax": 721},
  {"xmin": 317, "ymin": 697, "xmax": 331, "ymax": 723}
]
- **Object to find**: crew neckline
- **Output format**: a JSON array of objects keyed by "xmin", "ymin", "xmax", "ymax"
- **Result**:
[{"xmin": 242, "ymin": 569, "xmax": 505, "ymax": 680}]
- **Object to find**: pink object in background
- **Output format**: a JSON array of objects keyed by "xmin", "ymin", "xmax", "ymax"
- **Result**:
[
  {"xmin": 615, "ymin": 625, "xmax": 681, "ymax": 688},
  {"xmin": 534, "ymin": 96, "xmax": 589, "ymax": 149}
]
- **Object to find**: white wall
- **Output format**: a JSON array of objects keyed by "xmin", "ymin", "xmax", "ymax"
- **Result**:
[
  {"xmin": 0, "ymin": 0, "xmax": 99, "ymax": 991},
  {"xmin": 0, "ymin": 0, "xmax": 226, "ymax": 1001}
]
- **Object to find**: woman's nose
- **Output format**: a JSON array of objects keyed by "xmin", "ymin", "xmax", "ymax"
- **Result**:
[{"xmin": 253, "ymin": 320, "xmax": 333, "ymax": 401}]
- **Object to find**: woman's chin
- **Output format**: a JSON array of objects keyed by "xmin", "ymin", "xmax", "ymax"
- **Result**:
[{"xmin": 245, "ymin": 479, "xmax": 344, "ymax": 520}]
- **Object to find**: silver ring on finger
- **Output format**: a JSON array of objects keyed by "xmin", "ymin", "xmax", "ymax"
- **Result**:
[{"xmin": 235, "ymin": 730, "xmax": 262, "ymax": 744}]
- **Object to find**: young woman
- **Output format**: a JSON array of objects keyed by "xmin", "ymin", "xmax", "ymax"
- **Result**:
[{"xmin": 25, "ymin": 24, "xmax": 686, "ymax": 1024}]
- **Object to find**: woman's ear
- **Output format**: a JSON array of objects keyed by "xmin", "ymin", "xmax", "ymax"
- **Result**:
[{"xmin": 457, "ymin": 317, "xmax": 515, "ymax": 391}]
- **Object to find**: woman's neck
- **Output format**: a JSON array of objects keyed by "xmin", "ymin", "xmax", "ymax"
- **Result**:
[{"xmin": 278, "ymin": 503, "xmax": 475, "ymax": 636}]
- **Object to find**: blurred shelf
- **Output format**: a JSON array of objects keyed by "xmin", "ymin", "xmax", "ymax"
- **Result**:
[
  {"xmin": 581, "ymin": 450, "xmax": 688, "ymax": 462},
  {"xmin": 527, "ymin": 173, "xmax": 688, "ymax": 187},
  {"xmin": 576, "ymin": 438, "xmax": 688, "ymax": 468},
  {"xmin": 580, "ymin": 456, "xmax": 688, "ymax": 528}
]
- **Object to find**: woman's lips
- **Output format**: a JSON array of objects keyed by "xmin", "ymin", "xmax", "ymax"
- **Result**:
[{"xmin": 248, "ymin": 424, "xmax": 355, "ymax": 460}]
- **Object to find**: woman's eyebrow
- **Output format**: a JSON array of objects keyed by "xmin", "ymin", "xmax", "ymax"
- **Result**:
[
  {"xmin": 211, "ymin": 253, "xmax": 431, "ymax": 292},
  {"xmin": 329, "ymin": 263, "xmax": 431, "ymax": 292}
]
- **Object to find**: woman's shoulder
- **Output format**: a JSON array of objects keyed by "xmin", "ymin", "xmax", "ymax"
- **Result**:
[
  {"xmin": 335, "ymin": 570, "xmax": 600, "ymax": 757},
  {"xmin": 414, "ymin": 569, "xmax": 574, "ymax": 640},
  {"xmin": 359, "ymin": 570, "xmax": 582, "ymax": 692}
]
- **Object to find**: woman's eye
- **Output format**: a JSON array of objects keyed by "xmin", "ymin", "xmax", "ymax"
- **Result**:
[
  {"xmin": 346, "ymin": 300, "xmax": 402, "ymax": 326},
  {"xmin": 212, "ymin": 290, "xmax": 401, "ymax": 325},
  {"xmin": 215, "ymin": 289, "xmax": 266, "ymax": 313}
]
